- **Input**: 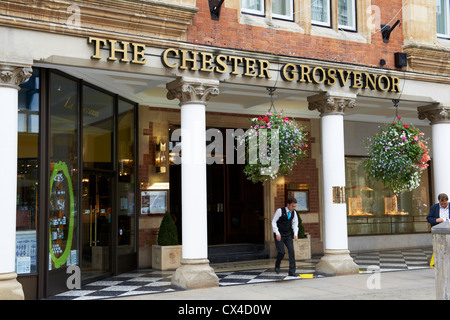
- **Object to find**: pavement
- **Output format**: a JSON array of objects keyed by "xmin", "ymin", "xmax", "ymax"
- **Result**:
[
  {"xmin": 48, "ymin": 247, "xmax": 438, "ymax": 303},
  {"xmin": 113, "ymin": 267, "xmax": 436, "ymax": 301}
]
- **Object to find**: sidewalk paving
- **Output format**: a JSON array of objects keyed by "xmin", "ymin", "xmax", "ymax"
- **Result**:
[
  {"xmin": 47, "ymin": 247, "xmax": 436, "ymax": 300},
  {"xmin": 113, "ymin": 267, "xmax": 436, "ymax": 300}
]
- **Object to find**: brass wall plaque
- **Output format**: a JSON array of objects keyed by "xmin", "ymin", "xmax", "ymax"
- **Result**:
[{"xmin": 332, "ymin": 186, "xmax": 345, "ymax": 204}]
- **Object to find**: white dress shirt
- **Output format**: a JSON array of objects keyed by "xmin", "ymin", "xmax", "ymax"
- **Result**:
[
  {"xmin": 440, "ymin": 205, "xmax": 449, "ymax": 221},
  {"xmin": 272, "ymin": 207, "xmax": 299, "ymax": 236}
]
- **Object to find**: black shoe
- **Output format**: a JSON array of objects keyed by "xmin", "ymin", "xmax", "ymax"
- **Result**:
[
  {"xmin": 288, "ymin": 273, "xmax": 298, "ymax": 277},
  {"xmin": 275, "ymin": 267, "xmax": 280, "ymax": 274}
]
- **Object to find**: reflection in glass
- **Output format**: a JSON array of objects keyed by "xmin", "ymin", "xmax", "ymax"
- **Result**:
[
  {"xmin": 16, "ymin": 69, "xmax": 40, "ymax": 274},
  {"xmin": 311, "ymin": 0, "xmax": 330, "ymax": 26},
  {"xmin": 48, "ymin": 72, "xmax": 80, "ymax": 270},
  {"xmin": 82, "ymin": 85, "xmax": 114, "ymax": 170},
  {"xmin": 118, "ymin": 100, "xmax": 136, "ymax": 254},
  {"xmin": 346, "ymin": 157, "xmax": 430, "ymax": 235}
]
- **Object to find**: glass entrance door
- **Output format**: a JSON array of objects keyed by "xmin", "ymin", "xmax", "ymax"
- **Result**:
[{"xmin": 81, "ymin": 173, "xmax": 112, "ymax": 280}]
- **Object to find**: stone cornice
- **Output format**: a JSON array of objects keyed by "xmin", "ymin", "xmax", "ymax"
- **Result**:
[
  {"xmin": 0, "ymin": 0, "xmax": 198, "ymax": 41},
  {"xmin": 403, "ymin": 43, "xmax": 450, "ymax": 77},
  {"xmin": 166, "ymin": 77, "xmax": 220, "ymax": 106}
]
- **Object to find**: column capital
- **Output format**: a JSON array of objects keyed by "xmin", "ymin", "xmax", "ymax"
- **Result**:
[
  {"xmin": 166, "ymin": 77, "xmax": 219, "ymax": 106},
  {"xmin": 418, "ymin": 103, "xmax": 450, "ymax": 124},
  {"xmin": 0, "ymin": 64, "xmax": 33, "ymax": 89},
  {"xmin": 307, "ymin": 91, "xmax": 356, "ymax": 116}
]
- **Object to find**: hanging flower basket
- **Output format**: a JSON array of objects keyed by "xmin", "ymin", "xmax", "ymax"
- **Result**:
[
  {"xmin": 364, "ymin": 117, "xmax": 430, "ymax": 194},
  {"xmin": 238, "ymin": 110, "xmax": 308, "ymax": 184}
]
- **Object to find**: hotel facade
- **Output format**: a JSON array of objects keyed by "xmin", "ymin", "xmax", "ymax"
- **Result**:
[{"xmin": 0, "ymin": 0, "xmax": 449, "ymax": 299}]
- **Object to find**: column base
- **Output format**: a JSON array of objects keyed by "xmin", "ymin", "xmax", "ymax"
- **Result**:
[
  {"xmin": 171, "ymin": 258, "xmax": 219, "ymax": 290},
  {"xmin": 0, "ymin": 272, "xmax": 24, "ymax": 300},
  {"xmin": 315, "ymin": 249, "xmax": 359, "ymax": 276}
]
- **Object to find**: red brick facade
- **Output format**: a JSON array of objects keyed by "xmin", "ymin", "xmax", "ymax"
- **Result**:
[{"xmin": 187, "ymin": 1, "xmax": 404, "ymax": 70}]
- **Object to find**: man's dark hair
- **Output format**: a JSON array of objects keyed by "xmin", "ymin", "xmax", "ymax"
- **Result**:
[
  {"xmin": 287, "ymin": 197, "xmax": 297, "ymax": 204},
  {"xmin": 438, "ymin": 193, "xmax": 448, "ymax": 201}
]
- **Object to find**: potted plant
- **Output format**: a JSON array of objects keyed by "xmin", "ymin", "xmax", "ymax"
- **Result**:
[
  {"xmin": 152, "ymin": 212, "xmax": 182, "ymax": 270},
  {"xmin": 292, "ymin": 212, "xmax": 311, "ymax": 260}
]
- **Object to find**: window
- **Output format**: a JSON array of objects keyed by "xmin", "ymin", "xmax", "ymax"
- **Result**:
[
  {"xmin": 272, "ymin": 0, "xmax": 294, "ymax": 21},
  {"xmin": 345, "ymin": 157, "xmax": 430, "ymax": 236},
  {"xmin": 16, "ymin": 69, "xmax": 40, "ymax": 275},
  {"xmin": 48, "ymin": 72, "xmax": 80, "ymax": 272},
  {"xmin": 241, "ymin": 0, "xmax": 294, "ymax": 20},
  {"xmin": 311, "ymin": 0, "xmax": 357, "ymax": 30},
  {"xmin": 338, "ymin": 0, "xmax": 356, "ymax": 31},
  {"xmin": 437, "ymin": 0, "xmax": 450, "ymax": 37},
  {"xmin": 241, "ymin": 0, "xmax": 265, "ymax": 16},
  {"xmin": 311, "ymin": 0, "xmax": 331, "ymax": 27}
]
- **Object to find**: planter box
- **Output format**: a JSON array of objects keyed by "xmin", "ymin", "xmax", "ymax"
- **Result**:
[
  {"xmin": 294, "ymin": 237, "xmax": 311, "ymax": 260},
  {"xmin": 152, "ymin": 244, "xmax": 182, "ymax": 270}
]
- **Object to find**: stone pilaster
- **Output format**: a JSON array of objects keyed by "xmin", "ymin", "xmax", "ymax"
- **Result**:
[
  {"xmin": 166, "ymin": 77, "xmax": 219, "ymax": 290},
  {"xmin": 0, "ymin": 62, "xmax": 32, "ymax": 300},
  {"xmin": 307, "ymin": 91, "xmax": 359, "ymax": 276}
]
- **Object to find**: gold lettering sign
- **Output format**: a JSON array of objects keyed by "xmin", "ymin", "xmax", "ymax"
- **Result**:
[
  {"xmin": 88, "ymin": 37, "xmax": 401, "ymax": 93},
  {"xmin": 88, "ymin": 37, "xmax": 147, "ymax": 65}
]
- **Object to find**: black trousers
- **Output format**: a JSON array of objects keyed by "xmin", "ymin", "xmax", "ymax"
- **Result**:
[{"xmin": 274, "ymin": 233, "xmax": 296, "ymax": 274}]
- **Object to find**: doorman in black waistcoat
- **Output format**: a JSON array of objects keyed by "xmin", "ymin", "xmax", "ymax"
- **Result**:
[{"xmin": 271, "ymin": 197, "xmax": 299, "ymax": 276}]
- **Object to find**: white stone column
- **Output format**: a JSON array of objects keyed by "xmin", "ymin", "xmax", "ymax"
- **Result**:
[
  {"xmin": 418, "ymin": 104, "xmax": 450, "ymax": 201},
  {"xmin": 166, "ymin": 77, "xmax": 219, "ymax": 289},
  {"xmin": 0, "ymin": 63, "xmax": 32, "ymax": 299},
  {"xmin": 308, "ymin": 92, "xmax": 359, "ymax": 276}
]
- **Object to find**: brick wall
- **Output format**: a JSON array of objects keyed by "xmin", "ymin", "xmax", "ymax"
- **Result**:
[
  {"xmin": 187, "ymin": 0, "xmax": 404, "ymax": 70},
  {"xmin": 273, "ymin": 125, "xmax": 321, "ymax": 240}
]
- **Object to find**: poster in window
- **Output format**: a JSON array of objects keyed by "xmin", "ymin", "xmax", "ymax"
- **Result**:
[{"xmin": 141, "ymin": 190, "xmax": 167, "ymax": 215}]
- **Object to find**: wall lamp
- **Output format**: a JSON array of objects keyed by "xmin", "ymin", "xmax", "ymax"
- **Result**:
[
  {"xmin": 209, "ymin": 0, "xmax": 225, "ymax": 20},
  {"xmin": 381, "ymin": 20, "xmax": 400, "ymax": 43}
]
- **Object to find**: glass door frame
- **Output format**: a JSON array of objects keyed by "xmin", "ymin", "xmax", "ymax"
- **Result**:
[
  {"xmin": 40, "ymin": 69, "xmax": 138, "ymax": 298},
  {"xmin": 80, "ymin": 170, "xmax": 115, "ymax": 283}
]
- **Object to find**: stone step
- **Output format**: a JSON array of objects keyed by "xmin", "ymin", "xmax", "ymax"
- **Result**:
[{"xmin": 208, "ymin": 243, "xmax": 269, "ymax": 264}]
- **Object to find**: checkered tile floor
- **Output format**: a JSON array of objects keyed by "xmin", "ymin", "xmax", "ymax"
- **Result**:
[{"xmin": 46, "ymin": 247, "xmax": 432, "ymax": 300}]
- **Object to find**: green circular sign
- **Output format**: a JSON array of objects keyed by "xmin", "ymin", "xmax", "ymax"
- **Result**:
[{"xmin": 49, "ymin": 161, "xmax": 75, "ymax": 269}]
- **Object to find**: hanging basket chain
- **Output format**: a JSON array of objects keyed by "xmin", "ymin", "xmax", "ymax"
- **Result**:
[
  {"xmin": 267, "ymin": 87, "xmax": 277, "ymax": 114},
  {"xmin": 392, "ymin": 99, "xmax": 400, "ymax": 123}
]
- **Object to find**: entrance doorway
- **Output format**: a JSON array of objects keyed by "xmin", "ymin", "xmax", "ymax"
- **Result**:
[
  {"xmin": 170, "ymin": 127, "xmax": 265, "ymax": 246},
  {"xmin": 81, "ymin": 173, "xmax": 113, "ymax": 281},
  {"xmin": 206, "ymin": 163, "xmax": 264, "ymax": 245}
]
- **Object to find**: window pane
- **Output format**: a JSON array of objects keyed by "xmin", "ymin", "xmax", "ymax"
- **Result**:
[
  {"xmin": 241, "ymin": 0, "xmax": 264, "ymax": 14},
  {"xmin": 118, "ymin": 100, "xmax": 136, "ymax": 254},
  {"xmin": 311, "ymin": 0, "xmax": 330, "ymax": 25},
  {"xmin": 436, "ymin": 0, "xmax": 448, "ymax": 35},
  {"xmin": 338, "ymin": 0, "xmax": 356, "ymax": 30},
  {"xmin": 49, "ymin": 72, "xmax": 80, "ymax": 270},
  {"xmin": 16, "ymin": 69, "xmax": 40, "ymax": 275},
  {"xmin": 82, "ymin": 86, "xmax": 114, "ymax": 170},
  {"xmin": 346, "ymin": 157, "xmax": 430, "ymax": 236},
  {"xmin": 273, "ymin": 0, "xmax": 293, "ymax": 19}
]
